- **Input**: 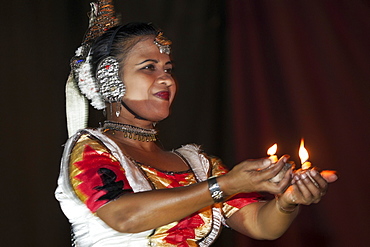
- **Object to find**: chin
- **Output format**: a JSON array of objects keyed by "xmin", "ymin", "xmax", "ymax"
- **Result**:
[
  {"xmin": 152, "ymin": 113, "xmax": 170, "ymax": 122},
  {"xmin": 149, "ymin": 109, "xmax": 171, "ymax": 122},
  {"xmin": 135, "ymin": 109, "xmax": 169, "ymax": 122}
]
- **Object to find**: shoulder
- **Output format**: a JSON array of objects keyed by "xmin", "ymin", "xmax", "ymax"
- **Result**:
[
  {"xmin": 67, "ymin": 128, "xmax": 120, "ymax": 169},
  {"xmin": 69, "ymin": 129, "xmax": 107, "ymax": 152},
  {"xmin": 175, "ymin": 144, "xmax": 229, "ymax": 177},
  {"xmin": 65, "ymin": 128, "xmax": 115, "ymax": 158},
  {"xmin": 175, "ymin": 143, "xmax": 202, "ymax": 153}
]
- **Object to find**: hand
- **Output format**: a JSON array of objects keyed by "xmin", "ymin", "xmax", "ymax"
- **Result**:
[
  {"xmin": 278, "ymin": 168, "xmax": 338, "ymax": 207},
  {"xmin": 219, "ymin": 156, "xmax": 293, "ymax": 196}
]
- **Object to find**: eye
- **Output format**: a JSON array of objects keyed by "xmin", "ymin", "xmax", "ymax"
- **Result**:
[
  {"xmin": 141, "ymin": 64, "xmax": 156, "ymax": 71},
  {"xmin": 164, "ymin": 67, "xmax": 173, "ymax": 74}
]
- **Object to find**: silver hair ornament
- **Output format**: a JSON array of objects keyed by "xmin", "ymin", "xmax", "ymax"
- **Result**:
[
  {"xmin": 154, "ymin": 41, "xmax": 171, "ymax": 55},
  {"xmin": 153, "ymin": 31, "xmax": 171, "ymax": 55}
]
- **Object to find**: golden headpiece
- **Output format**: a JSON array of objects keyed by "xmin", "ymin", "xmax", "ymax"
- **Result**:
[{"xmin": 83, "ymin": 0, "xmax": 120, "ymax": 45}]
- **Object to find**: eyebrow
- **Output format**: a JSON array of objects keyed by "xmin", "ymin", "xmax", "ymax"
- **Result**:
[{"xmin": 135, "ymin": 59, "xmax": 172, "ymax": 65}]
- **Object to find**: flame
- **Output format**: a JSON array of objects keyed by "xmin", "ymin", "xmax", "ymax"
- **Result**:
[
  {"xmin": 299, "ymin": 139, "xmax": 309, "ymax": 164},
  {"xmin": 267, "ymin": 143, "xmax": 277, "ymax": 156}
]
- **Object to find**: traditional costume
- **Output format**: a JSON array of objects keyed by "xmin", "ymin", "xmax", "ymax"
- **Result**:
[{"xmin": 55, "ymin": 1, "xmax": 260, "ymax": 246}]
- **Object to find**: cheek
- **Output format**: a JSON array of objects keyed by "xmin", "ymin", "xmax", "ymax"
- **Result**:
[{"xmin": 123, "ymin": 76, "xmax": 153, "ymax": 98}]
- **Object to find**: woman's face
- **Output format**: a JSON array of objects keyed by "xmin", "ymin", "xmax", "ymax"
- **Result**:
[{"xmin": 121, "ymin": 36, "xmax": 176, "ymax": 122}]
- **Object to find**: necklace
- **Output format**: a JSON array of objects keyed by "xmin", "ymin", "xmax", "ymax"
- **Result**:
[{"xmin": 102, "ymin": 120, "xmax": 158, "ymax": 142}]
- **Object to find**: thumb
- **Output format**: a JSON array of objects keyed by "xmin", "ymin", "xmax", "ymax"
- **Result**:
[
  {"xmin": 240, "ymin": 158, "xmax": 271, "ymax": 171},
  {"xmin": 320, "ymin": 170, "xmax": 338, "ymax": 183}
]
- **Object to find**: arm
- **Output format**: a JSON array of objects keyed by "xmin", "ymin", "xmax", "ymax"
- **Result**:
[
  {"xmin": 71, "ymin": 135, "xmax": 295, "ymax": 234},
  {"xmin": 225, "ymin": 200, "xmax": 298, "ymax": 240},
  {"xmin": 68, "ymin": 137, "xmax": 215, "ymax": 233},
  {"xmin": 97, "ymin": 157, "xmax": 291, "ymax": 233},
  {"xmin": 97, "ymin": 180, "xmax": 214, "ymax": 233}
]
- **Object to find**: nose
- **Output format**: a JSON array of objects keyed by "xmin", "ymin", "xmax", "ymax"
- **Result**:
[{"xmin": 157, "ymin": 73, "xmax": 174, "ymax": 87}]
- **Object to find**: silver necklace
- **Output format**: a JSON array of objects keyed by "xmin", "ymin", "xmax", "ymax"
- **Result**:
[{"xmin": 102, "ymin": 120, "xmax": 158, "ymax": 142}]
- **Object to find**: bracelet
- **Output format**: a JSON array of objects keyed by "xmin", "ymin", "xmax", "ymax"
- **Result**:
[
  {"xmin": 207, "ymin": 177, "xmax": 224, "ymax": 203},
  {"xmin": 275, "ymin": 196, "xmax": 298, "ymax": 214}
]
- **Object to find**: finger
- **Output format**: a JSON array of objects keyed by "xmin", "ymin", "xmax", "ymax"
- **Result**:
[
  {"xmin": 276, "ymin": 166, "xmax": 294, "ymax": 192},
  {"xmin": 300, "ymin": 170, "xmax": 329, "ymax": 204},
  {"xmin": 320, "ymin": 170, "xmax": 338, "ymax": 183},
  {"xmin": 259, "ymin": 161, "xmax": 286, "ymax": 180},
  {"xmin": 301, "ymin": 172, "xmax": 322, "ymax": 200},
  {"xmin": 309, "ymin": 169, "xmax": 328, "ymax": 192},
  {"xmin": 305, "ymin": 171, "xmax": 320, "ymax": 189},
  {"xmin": 261, "ymin": 155, "xmax": 289, "ymax": 173},
  {"xmin": 242, "ymin": 158, "xmax": 272, "ymax": 171},
  {"xmin": 295, "ymin": 175, "xmax": 314, "ymax": 204},
  {"xmin": 264, "ymin": 167, "xmax": 294, "ymax": 195}
]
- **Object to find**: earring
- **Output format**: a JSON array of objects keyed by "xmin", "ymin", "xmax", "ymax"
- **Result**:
[
  {"xmin": 115, "ymin": 101, "xmax": 121, "ymax": 117},
  {"xmin": 96, "ymin": 56, "xmax": 126, "ymax": 103}
]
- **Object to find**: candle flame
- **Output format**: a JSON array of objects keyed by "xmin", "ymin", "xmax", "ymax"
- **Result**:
[
  {"xmin": 267, "ymin": 143, "xmax": 277, "ymax": 156},
  {"xmin": 299, "ymin": 139, "xmax": 309, "ymax": 164}
]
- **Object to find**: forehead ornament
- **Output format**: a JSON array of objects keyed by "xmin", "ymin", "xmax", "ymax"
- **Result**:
[{"xmin": 154, "ymin": 31, "xmax": 172, "ymax": 55}]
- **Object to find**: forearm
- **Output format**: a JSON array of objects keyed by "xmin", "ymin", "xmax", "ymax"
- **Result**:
[
  {"xmin": 227, "ymin": 199, "xmax": 298, "ymax": 240},
  {"xmin": 97, "ymin": 180, "xmax": 214, "ymax": 233},
  {"xmin": 256, "ymin": 198, "xmax": 299, "ymax": 239}
]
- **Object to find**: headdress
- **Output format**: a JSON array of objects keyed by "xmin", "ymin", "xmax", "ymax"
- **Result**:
[{"xmin": 66, "ymin": 0, "xmax": 120, "ymax": 137}]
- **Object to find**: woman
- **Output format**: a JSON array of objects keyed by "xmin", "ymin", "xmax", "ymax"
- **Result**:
[{"xmin": 56, "ymin": 1, "xmax": 337, "ymax": 246}]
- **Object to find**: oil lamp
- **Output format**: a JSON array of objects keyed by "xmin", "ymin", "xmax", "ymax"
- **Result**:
[{"xmin": 267, "ymin": 143, "xmax": 292, "ymax": 183}]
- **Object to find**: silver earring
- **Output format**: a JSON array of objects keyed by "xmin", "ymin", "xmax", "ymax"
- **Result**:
[
  {"xmin": 115, "ymin": 101, "xmax": 121, "ymax": 117},
  {"xmin": 96, "ymin": 56, "xmax": 126, "ymax": 102}
]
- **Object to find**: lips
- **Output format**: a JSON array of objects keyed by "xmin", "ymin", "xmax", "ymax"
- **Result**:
[{"xmin": 154, "ymin": 91, "xmax": 170, "ymax": 100}]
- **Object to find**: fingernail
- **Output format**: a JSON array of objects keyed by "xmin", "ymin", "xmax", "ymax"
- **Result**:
[
  {"xmin": 310, "ymin": 169, "xmax": 318, "ymax": 176},
  {"xmin": 283, "ymin": 155, "xmax": 290, "ymax": 162},
  {"xmin": 295, "ymin": 176, "xmax": 300, "ymax": 181},
  {"xmin": 301, "ymin": 173, "xmax": 307, "ymax": 179}
]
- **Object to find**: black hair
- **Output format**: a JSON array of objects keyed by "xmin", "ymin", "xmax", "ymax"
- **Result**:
[{"xmin": 90, "ymin": 22, "xmax": 158, "ymax": 77}]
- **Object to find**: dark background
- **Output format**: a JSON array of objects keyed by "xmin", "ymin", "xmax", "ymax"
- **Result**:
[{"xmin": 1, "ymin": 0, "xmax": 369, "ymax": 246}]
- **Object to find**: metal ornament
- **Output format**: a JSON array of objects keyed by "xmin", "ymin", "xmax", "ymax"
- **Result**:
[
  {"xmin": 96, "ymin": 56, "xmax": 126, "ymax": 103},
  {"xmin": 103, "ymin": 121, "xmax": 158, "ymax": 142},
  {"xmin": 154, "ymin": 31, "xmax": 172, "ymax": 55}
]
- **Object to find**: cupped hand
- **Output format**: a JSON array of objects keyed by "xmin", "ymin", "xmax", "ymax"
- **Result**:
[
  {"xmin": 219, "ymin": 156, "xmax": 293, "ymax": 196},
  {"xmin": 278, "ymin": 168, "xmax": 338, "ymax": 207}
]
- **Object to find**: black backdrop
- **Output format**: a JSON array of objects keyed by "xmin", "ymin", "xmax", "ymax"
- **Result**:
[{"xmin": 1, "ymin": 1, "xmax": 369, "ymax": 246}]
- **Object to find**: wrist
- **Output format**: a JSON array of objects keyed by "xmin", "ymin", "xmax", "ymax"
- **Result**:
[
  {"xmin": 213, "ymin": 174, "xmax": 237, "ymax": 198},
  {"xmin": 207, "ymin": 177, "xmax": 224, "ymax": 203},
  {"xmin": 275, "ymin": 195, "xmax": 298, "ymax": 214}
]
